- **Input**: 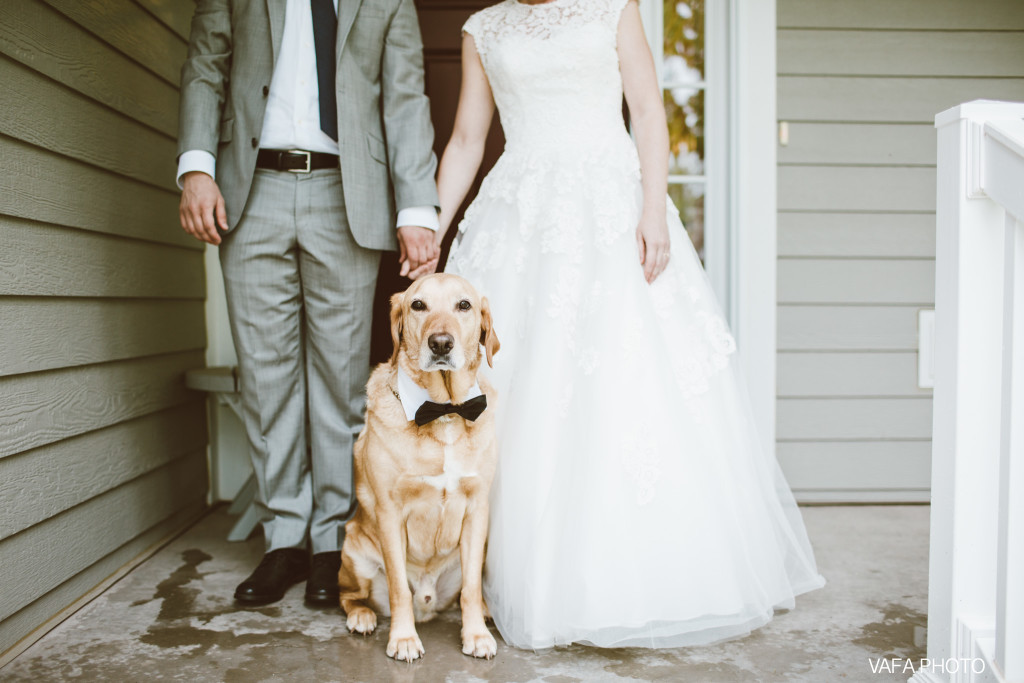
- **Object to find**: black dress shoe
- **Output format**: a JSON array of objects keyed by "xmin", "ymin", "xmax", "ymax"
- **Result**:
[
  {"xmin": 234, "ymin": 548, "xmax": 309, "ymax": 606},
  {"xmin": 304, "ymin": 551, "xmax": 342, "ymax": 607}
]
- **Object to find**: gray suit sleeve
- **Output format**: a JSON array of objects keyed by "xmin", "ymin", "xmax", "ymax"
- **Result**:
[
  {"xmin": 178, "ymin": 0, "xmax": 232, "ymax": 158},
  {"xmin": 381, "ymin": 0, "xmax": 440, "ymax": 212}
]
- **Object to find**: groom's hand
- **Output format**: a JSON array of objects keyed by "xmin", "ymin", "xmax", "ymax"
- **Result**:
[
  {"xmin": 397, "ymin": 226, "xmax": 440, "ymax": 279},
  {"xmin": 180, "ymin": 171, "xmax": 227, "ymax": 245}
]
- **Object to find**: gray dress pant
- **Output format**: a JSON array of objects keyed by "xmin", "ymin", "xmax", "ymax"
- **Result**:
[{"xmin": 219, "ymin": 167, "xmax": 380, "ymax": 553}]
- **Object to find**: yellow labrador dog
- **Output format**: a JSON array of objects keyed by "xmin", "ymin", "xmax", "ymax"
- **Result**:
[{"xmin": 339, "ymin": 273, "xmax": 500, "ymax": 662}]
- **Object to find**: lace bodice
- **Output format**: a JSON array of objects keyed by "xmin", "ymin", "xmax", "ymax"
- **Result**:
[{"xmin": 463, "ymin": 0, "xmax": 633, "ymax": 157}]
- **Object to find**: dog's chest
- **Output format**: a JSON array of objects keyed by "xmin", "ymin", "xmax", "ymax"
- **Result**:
[{"xmin": 415, "ymin": 421, "xmax": 477, "ymax": 494}]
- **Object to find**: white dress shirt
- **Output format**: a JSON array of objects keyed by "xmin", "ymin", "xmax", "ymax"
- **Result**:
[{"xmin": 177, "ymin": 0, "xmax": 438, "ymax": 230}]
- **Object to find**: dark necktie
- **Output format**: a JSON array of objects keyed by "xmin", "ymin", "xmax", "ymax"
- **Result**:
[
  {"xmin": 414, "ymin": 395, "xmax": 488, "ymax": 426},
  {"xmin": 311, "ymin": 0, "xmax": 338, "ymax": 141}
]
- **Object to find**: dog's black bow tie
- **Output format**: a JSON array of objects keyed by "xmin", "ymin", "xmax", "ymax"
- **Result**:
[{"xmin": 414, "ymin": 395, "xmax": 488, "ymax": 426}]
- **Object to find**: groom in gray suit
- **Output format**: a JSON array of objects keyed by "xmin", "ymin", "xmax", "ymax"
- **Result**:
[{"xmin": 177, "ymin": 0, "xmax": 439, "ymax": 606}]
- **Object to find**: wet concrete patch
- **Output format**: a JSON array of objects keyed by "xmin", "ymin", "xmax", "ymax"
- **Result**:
[
  {"xmin": 853, "ymin": 602, "xmax": 927, "ymax": 659},
  {"xmin": 137, "ymin": 548, "xmax": 212, "ymax": 618}
]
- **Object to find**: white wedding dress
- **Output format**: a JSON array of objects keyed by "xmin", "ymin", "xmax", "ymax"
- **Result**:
[{"xmin": 446, "ymin": 0, "xmax": 825, "ymax": 650}]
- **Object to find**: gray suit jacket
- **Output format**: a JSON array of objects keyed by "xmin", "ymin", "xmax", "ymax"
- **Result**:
[{"xmin": 178, "ymin": 0, "xmax": 439, "ymax": 251}]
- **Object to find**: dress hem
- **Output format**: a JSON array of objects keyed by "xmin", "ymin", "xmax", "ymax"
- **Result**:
[{"xmin": 489, "ymin": 572, "xmax": 828, "ymax": 652}]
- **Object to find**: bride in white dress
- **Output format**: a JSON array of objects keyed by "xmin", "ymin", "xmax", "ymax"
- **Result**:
[{"xmin": 424, "ymin": 0, "xmax": 826, "ymax": 650}]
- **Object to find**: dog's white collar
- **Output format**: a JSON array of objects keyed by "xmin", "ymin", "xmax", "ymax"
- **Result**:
[{"xmin": 395, "ymin": 364, "xmax": 483, "ymax": 423}]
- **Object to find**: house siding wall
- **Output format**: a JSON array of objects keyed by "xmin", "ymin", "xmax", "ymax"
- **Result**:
[
  {"xmin": 0, "ymin": 0, "xmax": 207, "ymax": 656},
  {"xmin": 775, "ymin": 0, "xmax": 1024, "ymax": 501}
]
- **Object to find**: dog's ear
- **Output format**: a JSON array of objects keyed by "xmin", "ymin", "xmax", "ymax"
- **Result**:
[
  {"xmin": 479, "ymin": 296, "xmax": 500, "ymax": 368},
  {"xmin": 389, "ymin": 292, "xmax": 405, "ymax": 366}
]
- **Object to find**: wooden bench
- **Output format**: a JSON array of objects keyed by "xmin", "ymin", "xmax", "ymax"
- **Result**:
[{"xmin": 184, "ymin": 367, "xmax": 261, "ymax": 542}]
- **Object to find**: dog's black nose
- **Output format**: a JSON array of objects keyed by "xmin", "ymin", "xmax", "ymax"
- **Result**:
[{"xmin": 428, "ymin": 333, "xmax": 454, "ymax": 356}]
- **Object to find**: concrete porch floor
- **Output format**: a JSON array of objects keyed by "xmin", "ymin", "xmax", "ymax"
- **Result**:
[{"xmin": 1, "ymin": 505, "xmax": 928, "ymax": 682}]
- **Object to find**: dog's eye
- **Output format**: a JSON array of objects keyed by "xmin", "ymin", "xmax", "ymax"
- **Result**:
[
  {"xmin": 458, "ymin": 300, "xmax": 472, "ymax": 311},
  {"xmin": 411, "ymin": 300, "xmax": 426, "ymax": 312}
]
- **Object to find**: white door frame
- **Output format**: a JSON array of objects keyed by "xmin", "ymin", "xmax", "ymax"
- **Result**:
[
  {"xmin": 639, "ymin": 0, "xmax": 778, "ymax": 456},
  {"xmin": 731, "ymin": 0, "xmax": 778, "ymax": 458}
]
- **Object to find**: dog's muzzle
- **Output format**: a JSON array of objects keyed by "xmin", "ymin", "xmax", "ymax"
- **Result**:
[{"xmin": 425, "ymin": 332, "xmax": 456, "ymax": 369}]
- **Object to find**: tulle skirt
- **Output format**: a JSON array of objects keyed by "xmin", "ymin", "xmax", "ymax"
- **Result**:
[{"xmin": 445, "ymin": 149, "xmax": 825, "ymax": 650}]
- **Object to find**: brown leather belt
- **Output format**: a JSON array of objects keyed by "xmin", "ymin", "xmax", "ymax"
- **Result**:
[{"xmin": 255, "ymin": 149, "xmax": 339, "ymax": 172}]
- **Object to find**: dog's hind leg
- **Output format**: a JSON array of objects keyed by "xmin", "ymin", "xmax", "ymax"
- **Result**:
[{"xmin": 340, "ymin": 549, "xmax": 377, "ymax": 635}]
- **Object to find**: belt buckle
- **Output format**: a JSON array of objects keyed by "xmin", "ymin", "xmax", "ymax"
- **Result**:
[{"xmin": 286, "ymin": 149, "xmax": 311, "ymax": 173}]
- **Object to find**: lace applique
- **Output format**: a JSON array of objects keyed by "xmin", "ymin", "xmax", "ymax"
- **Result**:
[
  {"xmin": 448, "ymin": 218, "xmax": 507, "ymax": 273},
  {"xmin": 555, "ymin": 382, "xmax": 574, "ymax": 417},
  {"xmin": 545, "ymin": 266, "xmax": 584, "ymax": 350},
  {"xmin": 619, "ymin": 422, "xmax": 661, "ymax": 506},
  {"xmin": 684, "ymin": 395, "xmax": 711, "ymax": 424},
  {"xmin": 664, "ymin": 308, "xmax": 737, "ymax": 399},
  {"xmin": 519, "ymin": 294, "xmax": 537, "ymax": 340},
  {"xmin": 577, "ymin": 347, "xmax": 599, "ymax": 375},
  {"xmin": 702, "ymin": 312, "xmax": 738, "ymax": 361},
  {"xmin": 620, "ymin": 310, "xmax": 645, "ymax": 351},
  {"xmin": 455, "ymin": 149, "xmax": 640, "ymax": 262},
  {"xmin": 580, "ymin": 281, "xmax": 605, "ymax": 318},
  {"xmin": 513, "ymin": 247, "xmax": 527, "ymax": 273},
  {"xmin": 463, "ymin": 0, "xmax": 630, "ymax": 57}
]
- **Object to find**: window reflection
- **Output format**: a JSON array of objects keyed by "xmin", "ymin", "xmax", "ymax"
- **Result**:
[
  {"xmin": 663, "ymin": 0, "xmax": 704, "ymax": 81},
  {"xmin": 663, "ymin": 0, "xmax": 705, "ymax": 265},
  {"xmin": 666, "ymin": 88, "xmax": 704, "ymax": 176},
  {"xmin": 669, "ymin": 184, "xmax": 705, "ymax": 262}
]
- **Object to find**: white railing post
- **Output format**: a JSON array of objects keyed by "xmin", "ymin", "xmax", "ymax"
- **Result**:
[
  {"xmin": 997, "ymin": 209, "xmax": 1024, "ymax": 681},
  {"xmin": 914, "ymin": 101, "xmax": 1024, "ymax": 683},
  {"xmin": 988, "ymin": 114, "xmax": 1024, "ymax": 682}
]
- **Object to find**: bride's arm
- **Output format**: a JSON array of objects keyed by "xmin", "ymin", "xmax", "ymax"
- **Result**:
[
  {"xmin": 618, "ymin": 0, "xmax": 672, "ymax": 283},
  {"xmin": 437, "ymin": 34, "xmax": 496, "ymax": 241},
  {"xmin": 408, "ymin": 34, "xmax": 494, "ymax": 279}
]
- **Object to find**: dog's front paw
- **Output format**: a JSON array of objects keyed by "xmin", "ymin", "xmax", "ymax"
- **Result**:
[
  {"xmin": 461, "ymin": 628, "xmax": 497, "ymax": 659},
  {"xmin": 386, "ymin": 630, "xmax": 425, "ymax": 662},
  {"xmin": 346, "ymin": 606, "xmax": 377, "ymax": 634}
]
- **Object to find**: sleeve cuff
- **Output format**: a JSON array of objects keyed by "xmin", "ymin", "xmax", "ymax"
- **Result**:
[
  {"xmin": 396, "ymin": 206, "xmax": 440, "ymax": 231},
  {"xmin": 176, "ymin": 150, "xmax": 217, "ymax": 189}
]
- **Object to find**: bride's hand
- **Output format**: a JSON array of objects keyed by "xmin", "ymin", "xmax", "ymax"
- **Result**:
[
  {"xmin": 408, "ymin": 257, "xmax": 440, "ymax": 280},
  {"xmin": 407, "ymin": 231, "xmax": 445, "ymax": 279},
  {"xmin": 636, "ymin": 213, "xmax": 670, "ymax": 283}
]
